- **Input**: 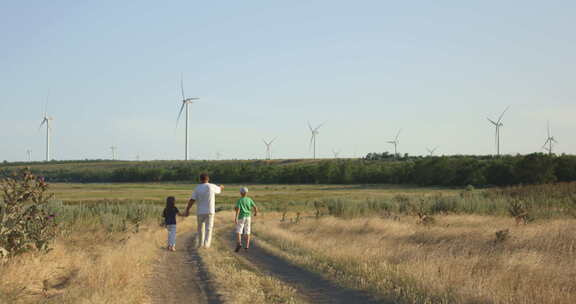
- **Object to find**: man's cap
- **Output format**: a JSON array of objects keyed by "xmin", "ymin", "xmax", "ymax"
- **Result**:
[{"xmin": 240, "ymin": 187, "xmax": 249, "ymax": 194}]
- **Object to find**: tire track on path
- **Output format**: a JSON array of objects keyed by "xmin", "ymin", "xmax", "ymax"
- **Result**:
[
  {"xmin": 223, "ymin": 231, "xmax": 389, "ymax": 304},
  {"xmin": 150, "ymin": 231, "xmax": 222, "ymax": 304}
]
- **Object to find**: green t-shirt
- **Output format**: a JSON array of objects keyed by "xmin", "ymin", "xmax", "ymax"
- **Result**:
[{"xmin": 236, "ymin": 197, "xmax": 256, "ymax": 219}]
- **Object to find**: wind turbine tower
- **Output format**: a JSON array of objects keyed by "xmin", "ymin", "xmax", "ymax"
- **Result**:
[
  {"xmin": 26, "ymin": 149, "xmax": 32, "ymax": 162},
  {"xmin": 308, "ymin": 122, "xmax": 324, "ymax": 160},
  {"xmin": 387, "ymin": 129, "xmax": 402, "ymax": 159},
  {"xmin": 110, "ymin": 146, "xmax": 118, "ymax": 160},
  {"xmin": 543, "ymin": 121, "xmax": 558, "ymax": 156},
  {"xmin": 176, "ymin": 75, "xmax": 200, "ymax": 161},
  {"xmin": 487, "ymin": 106, "xmax": 510, "ymax": 156},
  {"xmin": 426, "ymin": 146, "xmax": 438, "ymax": 156},
  {"xmin": 39, "ymin": 109, "xmax": 53, "ymax": 162},
  {"xmin": 263, "ymin": 138, "xmax": 277, "ymax": 160}
]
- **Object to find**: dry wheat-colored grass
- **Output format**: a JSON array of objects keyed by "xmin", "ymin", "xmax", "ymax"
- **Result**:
[
  {"xmin": 256, "ymin": 214, "xmax": 576, "ymax": 304},
  {"xmin": 198, "ymin": 218, "xmax": 301, "ymax": 304},
  {"xmin": 0, "ymin": 223, "xmax": 165, "ymax": 304}
]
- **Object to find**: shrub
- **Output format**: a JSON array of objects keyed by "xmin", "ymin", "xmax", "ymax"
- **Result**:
[
  {"xmin": 0, "ymin": 169, "xmax": 58, "ymax": 259},
  {"xmin": 508, "ymin": 199, "xmax": 530, "ymax": 224},
  {"xmin": 494, "ymin": 229, "xmax": 510, "ymax": 243}
]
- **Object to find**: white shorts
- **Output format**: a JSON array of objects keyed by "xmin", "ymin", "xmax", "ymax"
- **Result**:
[{"xmin": 235, "ymin": 217, "xmax": 251, "ymax": 235}]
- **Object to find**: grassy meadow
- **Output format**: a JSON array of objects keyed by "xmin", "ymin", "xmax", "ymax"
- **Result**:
[
  {"xmin": 49, "ymin": 182, "xmax": 460, "ymax": 205},
  {"xmin": 2, "ymin": 180, "xmax": 576, "ymax": 303}
]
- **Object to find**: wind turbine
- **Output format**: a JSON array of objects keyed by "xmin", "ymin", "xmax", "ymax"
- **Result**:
[
  {"xmin": 26, "ymin": 149, "xmax": 32, "ymax": 162},
  {"xmin": 263, "ymin": 138, "xmax": 277, "ymax": 160},
  {"xmin": 426, "ymin": 146, "xmax": 438, "ymax": 156},
  {"xmin": 487, "ymin": 106, "xmax": 510, "ymax": 156},
  {"xmin": 308, "ymin": 122, "xmax": 324, "ymax": 159},
  {"xmin": 110, "ymin": 146, "xmax": 118, "ymax": 160},
  {"xmin": 387, "ymin": 129, "xmax": 401, "ymax": 158},
  {"xmin": 176, "ymin": 74, "xmax": 200, "ymax": 161},
  {"xmin": 542, "ymin": 121, "xmax": 558, "ymax": 155},
  {"xmin": 39, "ymin": 102, "xmax": 53, "ymax": 162},
  {"xmin": 332, "ymin": 149, "xmax": 341, "ymax": 159}
]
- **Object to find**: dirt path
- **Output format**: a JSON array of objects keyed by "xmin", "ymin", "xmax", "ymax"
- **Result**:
[
  {"xmin": 149, "ymin": 231, "xmax": 222, "ymax": 304},
  {"xmin": 223, "ymin": 231, "xmax": 388, "ymax": 304},
  {"xmin": 150, "ymin": 226, "xmax": 390, "ymax": 304}
]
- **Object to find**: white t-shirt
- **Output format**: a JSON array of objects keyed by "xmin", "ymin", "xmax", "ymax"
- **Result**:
[{"xmin": 191, "ymin": 183, "xmax": 222, "ymax": 215}]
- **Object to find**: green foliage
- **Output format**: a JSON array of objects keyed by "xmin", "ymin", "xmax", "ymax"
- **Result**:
[
  {"xmin": 514, "ymin": 154, "xmax": 557, "ymax": 184},
  {"xmin": 0, "ymin": 169, "xmax": 58, "ymax": 258},
  {"xmin": 304, "ymin": 183, "xmax": 576, "ymax": 220},
  {"xmin": 555, "ymin": 155, "xmax": 576, "ymax": 182},
  {"xmin": 2, "ymin": 153, "xmax": 576, "ymax": 187},
  {"xmin": 46, "ymin": 200, "xmax": 163, "ymax": 233}
]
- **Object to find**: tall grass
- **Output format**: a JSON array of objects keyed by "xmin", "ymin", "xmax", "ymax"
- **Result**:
[
  {"xmin": 256, "ymin": 215, "xmax": 576, "ymax": 304},
  {"xmin": 307, "ymin": 183, "xmax": 576, "ymax": 220},
  {"xmin": 46, "ymin": 199, "xmax": 164, "ymax": 233},
  {"xmin": 0, "ymin": 199, "xmax": 167, "ymax": 303}
]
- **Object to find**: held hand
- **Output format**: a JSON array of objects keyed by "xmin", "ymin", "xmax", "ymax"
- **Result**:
[{"xmin": 219, "ymin": 184, "xmax": 225, "ymax": 190}]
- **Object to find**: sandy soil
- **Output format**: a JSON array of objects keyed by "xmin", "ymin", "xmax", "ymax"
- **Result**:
[{"xmin": 149, "ymin": 232, "xmax": 222, "ymax": 304}]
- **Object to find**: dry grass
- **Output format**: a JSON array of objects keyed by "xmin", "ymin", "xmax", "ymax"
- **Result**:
[
  {"xmin": 256, "ymin": 214, "xmax": 576, "ymax": 304},
  {"xmin": 0, "ymin": 222, "xmax": 166, "ymax": 304},
  {"xmin": 198, "ymin": 217, "xmax": 301, "ymax": 304}
]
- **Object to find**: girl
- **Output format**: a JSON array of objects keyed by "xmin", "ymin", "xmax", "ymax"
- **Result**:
[{"xmin": 162, "ymin": 196, "xmax": 182, "ymax": 251}]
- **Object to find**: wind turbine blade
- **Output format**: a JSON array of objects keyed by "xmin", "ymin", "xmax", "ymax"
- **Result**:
[
  {"xmin": 497, "ymin": 106, "xmax": 510, "ymax": 123},
  {"xmin": 315, "ymin": 122, "xmax": 326, "ymax": 131},
  {"xmin": 176, "ymin": 102, "xmax": 185, "ymax": 125},
  {"xmin": 180, "ymin": 74, "xmax": 185, "ymax": 101},
  {"xmin": 487, "ymin": 118, "xmax": 498, "ymax": 125},
  {"xmin": 270, "ymin": 137, "xmax": 277, "ymax": 144},
  {"xmin": 395, "ymin": 129, "xmax": 402, "ymax": 141},
  {"xmin": 307, "ymin": 121, "xmax": 313, "ymax": 132},
  {"xmin": 44, "ymin": 90, "xmax": 50, "ymax": 114}
]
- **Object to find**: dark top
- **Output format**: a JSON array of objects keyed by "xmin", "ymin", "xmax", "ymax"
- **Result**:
[{"xmin": 162, "ymin": 207, "xmax": 179, "ymax": 225}]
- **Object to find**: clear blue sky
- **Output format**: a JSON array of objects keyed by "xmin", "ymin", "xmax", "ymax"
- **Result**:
[{"xmin": 1, "ymin": 1, "xmax": 575, "ymax": 161}]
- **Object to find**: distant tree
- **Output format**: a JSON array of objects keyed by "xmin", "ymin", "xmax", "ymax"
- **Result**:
[
  {"xmin": 485, "ymin": 160, "xmax": 516, "ymax": 186},
  {"xmin": 514, "ymin": 153, "xmax": 556, "ymax": 184},
  {"xmin": 555, "ymin": 155, "xmax": 576, "ymax": 182}
]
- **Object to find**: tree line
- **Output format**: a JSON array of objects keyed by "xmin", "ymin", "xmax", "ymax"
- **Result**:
[{"xmin": 2, "ymin": 153, "xmax": 576, "ymax": 187}]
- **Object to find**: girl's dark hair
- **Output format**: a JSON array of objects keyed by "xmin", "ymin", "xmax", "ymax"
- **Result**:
[{"xmin": 166, "ymin": 196, "xmax": 176, "ymax": 208}]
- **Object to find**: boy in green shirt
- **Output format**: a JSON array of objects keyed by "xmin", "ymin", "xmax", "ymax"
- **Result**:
[{"xmin": 234, "ymin": 187, "xmax": 258, "ymax": 252}]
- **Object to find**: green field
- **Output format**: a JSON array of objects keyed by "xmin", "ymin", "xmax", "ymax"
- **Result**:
[
  {"xmin": 3, "ymin": 170, "xmax": 576, "ymax": 303},
  {"xmin": 50, "ymin": 182, "xmax": 460, "ymax": 203}
]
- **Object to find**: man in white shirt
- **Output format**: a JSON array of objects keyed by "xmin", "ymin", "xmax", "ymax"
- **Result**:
[{"xmin": 185, "ymin": 173, "xmax": 224, "ymax": 248}]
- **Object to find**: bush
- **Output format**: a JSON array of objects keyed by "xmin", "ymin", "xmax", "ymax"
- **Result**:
[{"xmin": 0, "ymin": 169, "xmax": 58, "ymax": 259}]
